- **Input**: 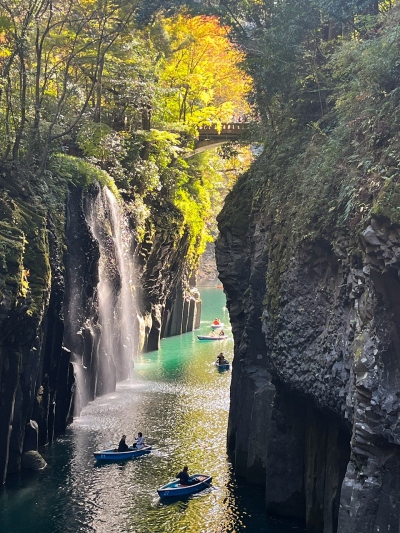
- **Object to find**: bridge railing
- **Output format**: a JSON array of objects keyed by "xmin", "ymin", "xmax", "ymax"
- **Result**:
[{"xmin": 198, "ymin": 122, "xmax": 248, "ymax": 136}]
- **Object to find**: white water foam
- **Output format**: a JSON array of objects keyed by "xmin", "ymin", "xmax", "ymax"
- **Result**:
[{"xmin": 84, "ymin": 186, "xmax": 140, "ymax": 395}]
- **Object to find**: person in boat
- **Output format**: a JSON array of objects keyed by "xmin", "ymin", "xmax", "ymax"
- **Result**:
[
  {"xmin": 118, "ymin": 434, "xmax": 129, "ymax": 452},
  {"xmin": 217, "ymin": 353, "xmax": 228, "ymax": 365},
  {"xmin": 213, "ymin": 318, "xmax": 220, "ymax": 325},
  {"xmin": 132, "ymin": 432, "xmax": 145, "ymax": 449},
  {"xmin": 219, "ymin": 329, "xmax": 225, "ymax": 337},
  {"xmin": 176, "ymin": 465, "xmax": 195, "ymax": 485}
]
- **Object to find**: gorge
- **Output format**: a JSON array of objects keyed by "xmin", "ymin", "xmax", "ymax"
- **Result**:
[{"xmin": 3, "ymin": 1, "xmax": 400, "ymax": 533}]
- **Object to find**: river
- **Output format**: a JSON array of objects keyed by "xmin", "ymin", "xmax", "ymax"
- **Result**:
[{"xmin": 0, "ymin": 288, "xmax": 305, "ymax": 533}]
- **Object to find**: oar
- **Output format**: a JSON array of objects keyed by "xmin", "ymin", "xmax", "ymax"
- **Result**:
[
  {"xmin": 201, "ymin": 480, "xmax": 218, "ymax": 491},
  {"xmin": 192, "ymin": 476, "xmax": 217, "ymax": 490}
]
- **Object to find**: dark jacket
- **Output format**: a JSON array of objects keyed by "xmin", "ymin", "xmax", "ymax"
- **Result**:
[
  {"xmin": 118, "ymin": 439, "xmax": 129, "ymax": 452},
  {"xmin": 176, "ymin": 470, "xmax": 190, "ymax": 484}
]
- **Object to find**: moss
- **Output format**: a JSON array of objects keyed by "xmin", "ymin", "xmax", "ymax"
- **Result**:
[
  {"xmin": 265, "ymin": 233, "xmax": 292, "ymax": 317},
  {"xmin": 49, "ymin": 154, "xmax": 119, "ymax": 196},
  {"xmin": 371, "ymin": 178, "xmax": 400, "ymax": 225},
  {"xmin": 0, "ymin": 193, "xmax": 51, "ymax": 318},
  {"xmin": 353, "ymin": 333, "xmax": 367, "ymax": 361},
  {"xmin": 217, "ymin": 171, "xmax": 253, "ymax": 237},
  {"xmin": 0, "ymin": 222, "xmax": 25, "ymax": 302}
]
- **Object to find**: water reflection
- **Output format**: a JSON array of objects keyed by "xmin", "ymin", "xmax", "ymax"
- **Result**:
[{"xmin": 0, "ymin": 288, "xmax": 304, "ymax": 533}]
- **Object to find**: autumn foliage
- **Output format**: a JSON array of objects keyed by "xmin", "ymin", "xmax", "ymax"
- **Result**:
[{"xmin": 156, "ymin": 14, "xmax": 251, "ymax": 128}]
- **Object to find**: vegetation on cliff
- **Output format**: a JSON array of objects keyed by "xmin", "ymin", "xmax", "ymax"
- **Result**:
[
  {"xmin": 204, "ymin": 0, "xmax": 400, "ymax": 312},
  {"xmin": 2, "ymin": 0, "xmax": 400, "ymax": 312},
  {"xmin": 0, "ymin": 0, "xmax": 252, "ymax": 311},
  {"xmin": 213, "ymin": 0, "xmax": 400, "ymax": 233}
]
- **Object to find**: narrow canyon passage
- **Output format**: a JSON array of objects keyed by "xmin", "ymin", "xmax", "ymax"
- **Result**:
[{"xmin": 0, "ymin": 288, "xmax": 305, "ymax": 533}]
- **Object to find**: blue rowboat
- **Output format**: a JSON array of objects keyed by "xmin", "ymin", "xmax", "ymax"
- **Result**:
[
  {"xmin": 93, "ymin": 445, "xmax": 151, "ymax": 461},
  {"xmin": 215, "ymin": 361, "xmax": 230, "ymax": 370},
  {"xmin": 157, "ymin": 474, "xmax": 212, "ymax": 498},
  {"xmin": 197, "ymin": 335, "xmax": 228, "ymax": 341}
]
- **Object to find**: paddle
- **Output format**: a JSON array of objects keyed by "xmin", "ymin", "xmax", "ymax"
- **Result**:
[{"xmin": 199, "ymin": 480, "xmax": 217, "ymax": 491}]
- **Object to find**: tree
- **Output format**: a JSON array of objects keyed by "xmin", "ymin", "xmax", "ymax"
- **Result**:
[
  {"xmin": 0, "ymin": 0, "xmax": 153, "ymax": 169},
  {"xmin": 154, "ymin": 13, "xmax": 251, "ymax": 128}
]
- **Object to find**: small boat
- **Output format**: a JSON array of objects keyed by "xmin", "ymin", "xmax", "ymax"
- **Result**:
[
  {"xmin": 211, "ymin": 322, "xmax": 224, "ymax": 330},
  {"xmin": 157, "ymin": 474, "xmax": 212, "ymax": 498},
  {"xmin": 215, "ymin": 361, "xmax": 230, "ymax": 370},
  {"xmin": 93, "ymin": 445, "xmax": 152, "ymax": 461},
  {"xmin": 197, "ymin": 335, "xmax": 228, "ymax": 341}
]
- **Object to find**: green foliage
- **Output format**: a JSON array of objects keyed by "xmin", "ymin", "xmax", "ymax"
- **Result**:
[
  {"xmin": 49, "ymin": 154, "xmax": 120, "ymax": 199},
  {"xmin": 0, "ymin": 0, "xmax": 252, "ymax": 286},
  {"xmin": 77, "ymin": 123, "xmax": 114, "ymax": 160},
  {"xmin": 0, "ymin": 193, "xmax": 50, "ymax": 318},
  {"xmin": 216, "ymin": 1, "xmax": 400, "ymax": 241},
  {"xmin": 212, "ymin": 1, "xmax": 400, "ymax": 314},
  {"xmin": 123, "ymin": 127, "xmax": 213, "ymax": 259}
]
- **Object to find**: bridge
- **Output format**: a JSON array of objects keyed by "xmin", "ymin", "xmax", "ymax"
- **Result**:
[{"xmin": 187, "ymin": 122, "xmax": 248, "ymax": 157}]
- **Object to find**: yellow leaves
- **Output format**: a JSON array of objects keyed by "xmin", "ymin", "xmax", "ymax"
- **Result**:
[
  {"xmin": 0, "ymin": 46, "xmax": 11, "ymax": 59},
  {"xmin": 19, "ymin": 268, "xmax": 30, "ymax": 299},
  {"xmin": 156, "ymin": 14, "xmax": 251, "ymax": 126}
]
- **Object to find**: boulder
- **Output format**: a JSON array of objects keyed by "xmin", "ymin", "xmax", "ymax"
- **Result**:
[{"xmin": 21, "ymin": 450, "xmax": 47, "ymax": 471}]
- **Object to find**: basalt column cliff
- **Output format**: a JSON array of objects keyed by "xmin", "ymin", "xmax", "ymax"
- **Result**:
[
  {"xmin": 216, "ymin": 8, "xmax": 400, "ymax": 533},
  {"xmin": 0, "ymin": 169, "xmax": 201, "ymax": 484},
  {"xmin": 217, "ymin": 164, "xmax": 400, "ymax": 533}
]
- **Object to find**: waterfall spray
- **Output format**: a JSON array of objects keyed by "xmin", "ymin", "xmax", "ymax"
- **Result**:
[{"xmin": 85, "ymin": 186, "xmax": 139, "ymax": 395}]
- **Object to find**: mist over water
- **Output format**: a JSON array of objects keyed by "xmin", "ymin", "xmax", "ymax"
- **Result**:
[
  {"xmin": 0, "ymin": 289, "xmax": 305, "ymax": 533},
  {"xmin": 84, "ymin": 186, "xmax": 139, "ymax": 393}
]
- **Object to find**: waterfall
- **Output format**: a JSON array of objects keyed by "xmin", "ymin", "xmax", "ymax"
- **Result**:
[{"xmin": 84, "ymin": 186, "xmax": 139, "ymax": 396}]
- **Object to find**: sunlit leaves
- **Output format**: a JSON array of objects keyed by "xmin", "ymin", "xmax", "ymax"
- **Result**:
[
  {"xmin": 154, "ymin": 13, "xmax": 251, "ymax": 127},
  {"xmin": 0, "ymin": 0, "xmax": 252, "ymax": 274}
]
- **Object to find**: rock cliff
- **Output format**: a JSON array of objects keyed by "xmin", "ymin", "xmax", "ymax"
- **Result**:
[
  {"xmin": 0, "ymin": 167, "xmax": 200, "ymax": 483},
  {"xmin": 216, "ymin": 170, "xmax": 400, "ymax": 532}
]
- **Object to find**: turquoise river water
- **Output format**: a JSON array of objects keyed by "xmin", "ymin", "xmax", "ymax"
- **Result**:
[{"xmin": 0, "ymin": 288, "xmax": 305, "ymax": 533}]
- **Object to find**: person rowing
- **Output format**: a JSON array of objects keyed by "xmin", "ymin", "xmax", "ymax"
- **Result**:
[
  {"xmin": 176, "ymin": 465, "xmax": 196, "ymax": 486},
  {"xmin": 217, "ymin": 353, "xmax": 229, "ymax": 365}
]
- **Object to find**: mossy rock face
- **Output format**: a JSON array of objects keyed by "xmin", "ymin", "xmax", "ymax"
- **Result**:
[
  {"xmin": 0, "ymin": 155, "xmax": 124, "ymax": 319},
  {"xmin": 0, "ymin": 222, "xmax": 25, "ymax": 288},
  {"xmin": 0, "ymin": 192, "xmax": 50, "ymax": 319},
  {"xmin": 217, "ymin": 172, "xmax": 253, "ymax": 237},
  {"xmin": 372, "ymin": 178, "xmax": 400, "ymax": 225}
]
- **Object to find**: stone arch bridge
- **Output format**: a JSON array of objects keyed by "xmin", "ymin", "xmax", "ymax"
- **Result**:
[{"xmin": 187, "ymin": 122, "xmax": 248, "ymax": 157}]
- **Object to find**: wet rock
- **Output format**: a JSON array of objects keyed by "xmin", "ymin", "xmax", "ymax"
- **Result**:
[
  {"xmin": 1, "ymin": 181, "xmax": 201, "ymax": 483},
  {"xmin": 217, "ymin": 171, "xmax": 400, "ymax": 533},
  {"xmin": 24, "ymin": 420, "xmax": 39, "ymax": 452},
  {"xmin": 21, "ymin": 451, "xmax": 47, "ymax": 471}
]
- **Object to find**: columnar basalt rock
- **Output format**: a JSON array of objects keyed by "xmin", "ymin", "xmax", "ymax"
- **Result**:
[
  {"xmin": 0, "ymin": 192, "xmax": 52, "ymax": 482},
  {"xmin": 0, "ymin": 179, "xmax": 201, "ymax": 483},
  {"xmin": 216, "ymin": 176, "xmax": 400, "ymax": 532},
  {"xmin": 138, "ymin": 210, "xmax": 201, "ymax": 351}
]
